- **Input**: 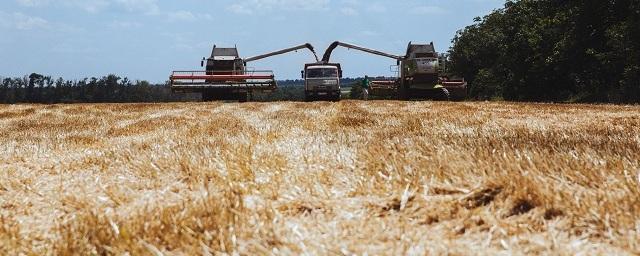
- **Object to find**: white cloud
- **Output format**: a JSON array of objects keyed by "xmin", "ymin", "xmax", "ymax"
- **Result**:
[
  {"xmin": 114, "ymin": 0, "xmax": 159, "ymax": 15},
  {"xmin": 16, "ymin": 0, "xmax": 51, "ymax": 7},
  {"xmin": 16, "ymin": 0, "xmax": 158, "ymax": 14},
  {"xmin": 227, "ymin": 0, "xmax": 330, "ymax": 14},
  {"xmin": 166, "ymin": 11, "xmax": 213, "ymax": 22},
  {"xmin": 75, "ymin": 0, "xmax": 110, "ymax": 13},
  {"xmin": 18, "ymin": 0, "xmax": 110, "ymax": 13},
  {"xmin": 199, "ymin": 14, "xmax": 213, "ymax": 21},
  {"xmin": 51, "ymin": 43, "xmax": 98, "ymax": 54},
  {"xmin": 0, "ymin": 12, "xmax": 49, "ymax": 30},
  {"xmin": 167, "ymin": 11, "xmax": 196, "ymax": 22},
  {"xmin": 366, "ymin": 3, "xmax": 387, "ymax": 13},
  {"xmin": 340, "ymin": 7, "xmax": 358, "ymax": 16},
  {"xmin": 13, "ymin": 12, "xmax": 49, "ymax": 30},
  {"xmin": 0, "ymin": 13, "xmax": 9, "ymax": 28},
  {"xmin": 411, "ymin": 6, "xmax": 446, "ymax": 14},
  {"xmin": 227, "ymin": 4, "xmax": 253, "ymax": 14},
  {"xmin": 341, "ymin": 0, "xmax": 359, "ymax": 5},
  {"xmin": 109, "ymin": 20, "xmax": 142, "ymax": 29}
]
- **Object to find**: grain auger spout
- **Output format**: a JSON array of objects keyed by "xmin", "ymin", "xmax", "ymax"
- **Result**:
[
  {"xmin": 244, "ymin": 43, "xmax": 319, "ymax": 64},
  {"xmin": 321, "ymin": 41, "xmax": 404, "ymax": 63}
]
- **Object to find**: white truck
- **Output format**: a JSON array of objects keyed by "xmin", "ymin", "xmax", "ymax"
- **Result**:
[{"xmin": 302, "ymin": 62, "xmax": 342, "ymax": 101}]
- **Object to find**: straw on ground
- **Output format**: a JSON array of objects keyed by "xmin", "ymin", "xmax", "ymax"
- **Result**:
[{"xmin": 0, "ymin": 101, "xmax": 638, "ymax": 255}]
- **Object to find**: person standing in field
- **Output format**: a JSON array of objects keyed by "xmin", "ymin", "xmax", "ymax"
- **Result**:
[{"xmin": 362, "ymin": 75, "xmax": 370, "ymax": 100}]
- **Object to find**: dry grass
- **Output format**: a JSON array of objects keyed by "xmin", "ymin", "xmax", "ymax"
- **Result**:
[{"xmin": 0, "ymin": 101, "xmax": 639, "ymax": 255}]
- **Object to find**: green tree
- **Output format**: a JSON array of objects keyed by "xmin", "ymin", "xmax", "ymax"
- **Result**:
[
  {"xmin": 449, "ymin": 0, "xmax": 640, "ymax": 103},
  {"xmin": 27, "ymin": 73, "xmax": 44, "ymax": 102}
]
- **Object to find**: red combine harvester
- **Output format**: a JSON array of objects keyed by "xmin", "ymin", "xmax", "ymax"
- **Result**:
[{"xmin": 170, "ymin": 43, "xmax": 318, "ymax": 102}]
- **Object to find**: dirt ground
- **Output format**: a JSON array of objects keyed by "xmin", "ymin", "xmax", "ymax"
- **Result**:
[{"xmin": 0, "ymin": 101, "xmax": 638, "ymax": 255}]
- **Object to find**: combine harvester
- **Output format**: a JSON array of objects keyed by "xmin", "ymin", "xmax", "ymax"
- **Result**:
[
  {"xmin": 170, "ymin": 43, "xmax": 319, "ymax": 101},
  {"xmin": 321, "ymin": 41, "xmax": 467, "ymax": 100}
]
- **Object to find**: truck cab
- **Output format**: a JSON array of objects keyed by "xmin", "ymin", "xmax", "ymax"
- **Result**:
[{"xmin": 302, "ymin": 63, "xmax": 342, "ymax": 101}]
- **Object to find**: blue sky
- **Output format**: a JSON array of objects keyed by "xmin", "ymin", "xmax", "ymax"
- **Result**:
[{"xmin": 0, "ymin": 0, "xmax": 505, "ymax": 82}]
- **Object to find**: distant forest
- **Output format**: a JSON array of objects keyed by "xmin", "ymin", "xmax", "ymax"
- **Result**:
[
  {"xmin": 449, "ymin": 0, "xmax": 639, "ymax": 103},
  {"xmin": 0, "ymin": 74, "xmax": 361, "ymax": 103},
  {"xmin": 0, "ymin": 74, "xmax": 195, "ymax": 104}
]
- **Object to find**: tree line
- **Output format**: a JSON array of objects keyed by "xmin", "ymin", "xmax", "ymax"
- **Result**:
[
  {"xmin": 0, "ymin": 75, "xmax": 365, "ymax": 103},
  {"xmin": 448, "ymin": 0, "xmax": 639, "ymax": 103},
  {"xmin": 0, "ymin": 75, "xmax": 357, "ymax": 103},
  {"xmin": 0, "ymin": 73, "xmax": 199, "ymax": 104}
]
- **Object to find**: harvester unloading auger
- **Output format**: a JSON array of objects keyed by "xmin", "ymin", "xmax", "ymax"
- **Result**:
[
  {"xmin": 170, "ymin": 43, "xmax": 319, "ymax": 102},
  {"xmin": 321, "ymin": 41, "xmax": 467, "ymax": 100}
]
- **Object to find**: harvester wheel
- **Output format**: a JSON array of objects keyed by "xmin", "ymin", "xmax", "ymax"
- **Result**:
[
  {"xmin": 202, "ymin": 90, "xmax": 216, "ymax": 101},
  {"xmin": 305, "ymin": 94, "xmax": 314, "ymax": 102},
  {"xmin": 439, "ymin": 88, "xmax": 451, "ymax": 101},
  {"xmin": 237, "ymin": 92, "xmax": 248, "ymax": 103},
  {"xmin": 399, "ymin": 87, "xmax": 409, "ymax": 100}
]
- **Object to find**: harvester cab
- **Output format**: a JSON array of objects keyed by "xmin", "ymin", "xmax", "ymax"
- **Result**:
[
  {"xmin": 205, "ymin": 46, "xmax": 244, "ymax": 73},
  {"xmin": 404, "ymin": 43, "xmax": 439, "ymax": 81},
  {"xmin": 170, "ymin": 43, "xmax": 319, "ymax": 102}
]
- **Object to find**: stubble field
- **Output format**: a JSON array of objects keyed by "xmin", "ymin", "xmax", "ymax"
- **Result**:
[{"xmin": 0, "ymin": 101, "xmax": 639, "ymax": 255}]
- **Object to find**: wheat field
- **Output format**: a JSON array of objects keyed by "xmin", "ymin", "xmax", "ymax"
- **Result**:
[{"xmin": 0, "ymin": 101, "xmax": 638, "ymax": 255}]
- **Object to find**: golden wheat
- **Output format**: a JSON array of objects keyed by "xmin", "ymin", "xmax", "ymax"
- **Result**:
[{"xmin": 0, "ymin": 101, "xmax": 638, "ymax": 255}]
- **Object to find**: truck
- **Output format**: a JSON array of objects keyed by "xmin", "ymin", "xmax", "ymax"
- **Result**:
[{"xmin": 302, "ymin": 62, "xmax": 342, "ymax": 101}]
